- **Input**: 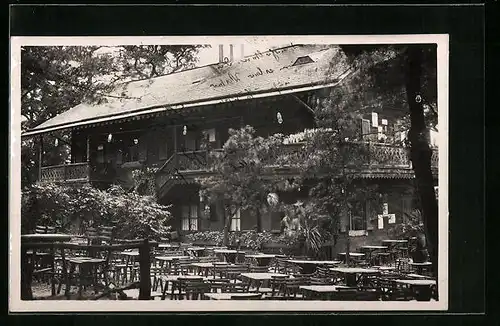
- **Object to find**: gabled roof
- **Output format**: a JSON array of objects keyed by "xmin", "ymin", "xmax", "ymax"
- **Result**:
[{"xmin": 23, "ymin": 44, "xmax": 353, "ymax": 137}]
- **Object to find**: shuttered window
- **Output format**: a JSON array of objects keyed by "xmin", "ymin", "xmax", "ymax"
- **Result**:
[
  {"xmin": 230, "ymin": 209, "xmax": 241, "ymax": 231},
  {"xmin": 181, "ymin": 204, "xmax": 199, "ymax": 231}
]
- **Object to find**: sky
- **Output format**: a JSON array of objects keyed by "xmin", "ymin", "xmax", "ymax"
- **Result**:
[{"xmin": 195, "ymin": 41, "xmax": 294, "ymax": 66}]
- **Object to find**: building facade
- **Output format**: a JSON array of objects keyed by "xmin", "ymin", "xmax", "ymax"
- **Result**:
[{"xmin": 23, "ymin": 44, "xmax": 438, "ymax": 247}]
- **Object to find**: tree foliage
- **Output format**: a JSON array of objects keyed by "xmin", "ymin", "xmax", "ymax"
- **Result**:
[
  {"xmin": 198, "ymin": 125, "xmax": 294, "ymax": 244},
  {"xmin": 340, "ymin": 44, "xmax": 439, "ymax": 277},
  {"xmin": 21, "ymin": 183, "xmax": 172, "ymax": 240},
  {"xmin": 21, "ymin": 45, "xmax": 206, "ymax": 187}
]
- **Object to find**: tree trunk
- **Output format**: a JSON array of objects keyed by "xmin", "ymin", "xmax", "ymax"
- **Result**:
[
  {"xmin": 404, "ymin": 45, "xmax": 439, "ymax": 280},
  {"xmin": 256, "ymin": 207, "xmax": 262, "ymax": 232},
  {"xmin": 222, "ymin": 207, "xmax": 232, "ymax": 246}
]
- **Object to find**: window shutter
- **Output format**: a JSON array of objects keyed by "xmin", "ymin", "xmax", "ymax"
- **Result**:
[
  {"xmin": 361, "ymin": 119, "xmax": 371, "ymax": 140},
  {"xmin": 366, "ymin": 201, "xmax": 375, "ymax": 230},
  {"xmin": 339, "ymin": 209, "xmax": 348, "ymax": 233}
]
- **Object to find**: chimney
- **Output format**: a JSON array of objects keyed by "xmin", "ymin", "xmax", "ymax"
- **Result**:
[
  {"xmin": 218, "ymin": 44, "xmax": 224, "ymax": 63},
  {"xmin": 218, "ymin": 44, "xmax": 244, "ymax": 63}
]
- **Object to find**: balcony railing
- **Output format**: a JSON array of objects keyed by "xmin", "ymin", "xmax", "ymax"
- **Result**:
[
  {"xmin": 155, "ymin": 142, "xmax": 438, "ymax": 195},
  {"xmin": 39, "ymin": 162, "xmax": 91, "ymax": 183},
  {"xmin": 171, "ymin": 143, "xmax": 438, "ymax": 172}
]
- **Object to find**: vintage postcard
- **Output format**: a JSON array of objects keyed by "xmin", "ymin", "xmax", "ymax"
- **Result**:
[{"xmin": 9, "ymin": 35, "xmax": 449, "ymax": 312}]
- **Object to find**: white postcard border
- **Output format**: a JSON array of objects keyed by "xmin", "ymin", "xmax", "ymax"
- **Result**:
[{"xmin": 9, "ymin": 34, "xmax": 449, "ymax": 312}]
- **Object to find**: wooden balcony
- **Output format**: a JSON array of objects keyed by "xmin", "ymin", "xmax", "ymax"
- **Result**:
[
  {"xmin": 155, "ymin": 142, "xmax": 439, "ymax": 197},
  {"xmin": 172, "ymin": 142, "xmax": 438, "ymax": 172},
  {"xmin": 39, "ymin": 162, "xmax": 91, "ymax": 183}
]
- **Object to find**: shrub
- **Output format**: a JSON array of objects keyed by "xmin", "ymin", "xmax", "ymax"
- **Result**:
[
  {"xmin": 21, "ymin": 183, "xmax": 172, "ymax": 241},
  {"xmin": 184, "ymin": 230, "xmax": 300, "ymax": 252}
]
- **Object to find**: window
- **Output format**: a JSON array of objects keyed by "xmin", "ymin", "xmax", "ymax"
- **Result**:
[
  {"xmin": 181, "ymin": 204, "xmax": 198, "ymax": 231},
  {"xmin": 96, "ymin": 144, "xmax": 105, "ymax": 163},
  {"xmin": 205, "ymin": 128, "xmax": 216, "ymax": 143},
  {"xmin": 182, "ymin": 137, "xmax": 196, "ymax": 152},
  {"xmin": 349, "ymin": 201, "xmax": 366, "ymax": 231},
  {"xmin": 159, "ymin": 140, "xmax": 168, "ymax": 160},
  {"xmin": 230, "ymin": 209, "xmax": 241, "ymax": 231}
]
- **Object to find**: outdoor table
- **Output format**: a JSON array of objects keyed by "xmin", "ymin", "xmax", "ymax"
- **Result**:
[
  {"xmin": 245, "ymin": 254, "xmax": 277, "ymax": 267},
  {"xmin": 406, "ymin": 273, "xmax": 433, "ymax": 280},
  {"xmin": 373, "ymin": 266, "xmax": 396, "ymax": 272},
  {"xmin": 204, "ymin": 292, "xmax": 263, "ymax": 300},
  {"xmin": 382, "ymin": 239, "xmax": 408, "ymax": 245},
  {"xmin": 21, "ymin": 233, "xmax": 74, "ymax": 299},
  {"xmin": 117, "ymin": 250, "xmax": 140, "ymax": 284},
  {"xmin": 158, "ymin": 243, "xmax": 180, "ymax": 248},
  {"xmin": 394, "ymin": 279, "xmax": 436, "ymax": 301},
  {"xmin": 155, "ymin": 255, "xmax": 191, "ymax": 269},
  {"xmin": 359, "ymin": 246, "xmax": 388, "ymax": 264},
  {"xmin": 337, "ymin": 252, "xmax": 366, "ymax": 264},
  {"xmin": 155, "ymin": 255, "xmax": 190, "ymax": 261},
  {"xmin": 409, "ymin": 261, "xmax": 433, "ymax": 275},
  {"xmin": 186, "ymin": 247, "xmax": 206, "ymax": 257},
  {"xmin": 159, "ymin": 275, "xmax": 207, "ymax": 300},
  {"xmin": 213, "ymin": 249, "xmax": 244, "ymax": 264},
  {"xmin": 191, "ymin": 262, "xmax": 216, "ymax": 277},
  {"xmin": 299, "ymin": 285, "xmax": 352, "ymax": 300},
  {"xmin": 286, "ymin": 260, "xmax": 342, "ymax": 274},
  {"xmin": 330, "ymin": 267, "xmax": 380, "ymax": 287},
  {"xmin": 65, "ymin": 257, "xmax": 107, "ymax": 299},
  {"xmin": 240, "ymin": 272, "xmax": 290, "ymax": 290}
]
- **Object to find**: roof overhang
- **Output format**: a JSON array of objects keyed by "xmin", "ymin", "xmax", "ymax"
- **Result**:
[{"xmin": 21, "ymin": 71, "xmax": 351, "ymax": 138}]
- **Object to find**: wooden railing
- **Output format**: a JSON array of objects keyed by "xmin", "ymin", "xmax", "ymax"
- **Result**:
[
  {"xmin": 155, "ymin": 143, "xmax": 439, "ymax": 196},
  {"xmin": 171, "ymin": 143, "xmax": 436, "ymax": 171},
  {"xmin": 39, "ymin": 162, "xmax": 91, "ymax": 183}
]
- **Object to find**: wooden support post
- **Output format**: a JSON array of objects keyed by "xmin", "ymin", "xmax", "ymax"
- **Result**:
[
  {"xmin": 38, "ymin": 135, "xmax": 43, "ymax": 181},
  {"xmin": 173, "ymin": 126, "xmax": 178, "ymax": 168},
  {"xmin": 20, "ymin": 245, "xmax": 33, "ymax": 300},
  {"xmin": 138, "ymin": 239, "xmax": 151, "ymax": 300},
  {"xmin": 86, "ymin": 135, "xmax": 91, "ymax": 163}
]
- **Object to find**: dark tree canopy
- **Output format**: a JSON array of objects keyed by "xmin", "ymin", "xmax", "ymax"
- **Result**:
[{"xmin": 21, "ymin": 45, "xmax": 206, "ymax": 187}]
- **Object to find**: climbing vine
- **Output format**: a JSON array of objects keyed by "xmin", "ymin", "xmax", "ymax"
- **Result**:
[{"xmin": 131, "ymin": 167, "xmax": 159, "ymax": 199}]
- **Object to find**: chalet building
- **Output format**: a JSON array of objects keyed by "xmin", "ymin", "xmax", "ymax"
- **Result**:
[{"xmin": 22, "ymin": 44, "xmax": 438, "ymax": 249}]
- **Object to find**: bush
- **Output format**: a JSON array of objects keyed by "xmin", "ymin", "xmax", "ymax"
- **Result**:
[
  {"xmin": 21, "ymin": 183, "xmax": 172, "ymax": 241},
  {"xmin": 184, "ymin": 230, "xmax": 299, "ymax": 252}
]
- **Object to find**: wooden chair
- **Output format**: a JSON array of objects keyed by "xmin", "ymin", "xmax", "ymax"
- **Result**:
[
  {"xmin": 197, "ymin": 256, "xmax": 219, "ymax": 264},
  {"xmin": 281, "ymin": 277, "xmax": 307, "ymax": 299},
  {"xmin": 396, "ymin": 258, "xmax": 412, "ymax": 274},
  {"xmin": 375, "ymin": 278, "xmax": 412, "ymax": 301},
  {"xmin": 207, "ymin": 278, "xmax": 232, "ymax": 293},
  {"xmin": 273, "ymin": 258, "xmax": 301, "ymax": 274},
  {"xmin": 225, "ymin": 264, "xmax": 250, "ymax": 283},
  {"xmin": 230, "ymin": 293, "xmax": 262, "ymax": 300},
  {"xmin": 35, "ymin": 225, "xmax": 56, "ymax": 234},
  {"xmin": 249, "ymin": 265, "xmax": 270, "ymax": 273},
  {"xmin": 221, "ymin": 281, "xmax": 249, "ymax": 293},
  {"xmin": 183, "ymin": 281, "xmax": 210, "ymax": 300},
  {"xmin": 29, "ymin": 225, "xmax": 58, "ymax": 284},
  {"xmin": 354, "ymin": 290, "xmax": 382, "ymax": 301},
  {"xmin": 168, "ymin": 277, "xmax": 204, "ymax": 300}
]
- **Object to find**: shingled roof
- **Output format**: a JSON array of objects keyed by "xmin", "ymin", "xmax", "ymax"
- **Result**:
[{"xmin": 23, "ymin": 44, "xmax": 353, "ymax": 136}]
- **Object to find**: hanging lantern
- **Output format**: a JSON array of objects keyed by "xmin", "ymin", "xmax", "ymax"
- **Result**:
[
  {"xmin": 183, "ymin": 125, "xmax": 188, "ymax": 135},
  {"xmin": 133, "ymin": 138, "xmax": 139, "ymax": 145},
  {"xmin": 107, "ymin": 133, "xmax": 113, "ymax": 143},
  {"xmin": 276, "ymin": 112, "xmax": 283, "ymax": 124},
  {"xmin": 267, "ymin": 192, "xmax": 279, "ymax": 207},
  {"xmin": 54, "ymin": 138, "xmax": 59, "ymax": 147}
]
